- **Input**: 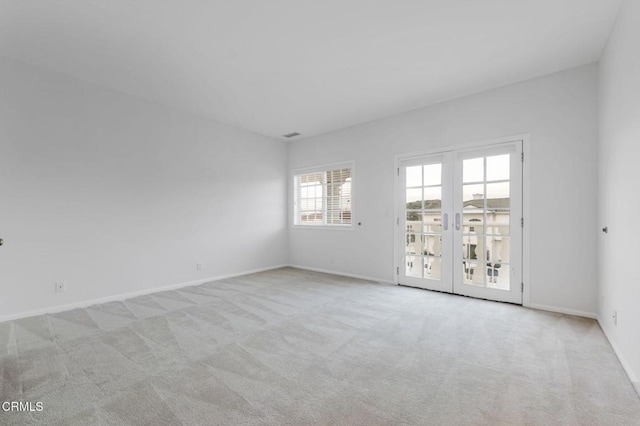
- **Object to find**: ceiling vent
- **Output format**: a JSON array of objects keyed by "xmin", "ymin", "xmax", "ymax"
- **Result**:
[{"xmin": 283, "ymin": 132, "xmax": 301, "ymax": 138}]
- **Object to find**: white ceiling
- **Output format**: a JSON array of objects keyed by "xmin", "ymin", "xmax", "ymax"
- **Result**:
[{"xmin": 0, "ymin": 0, "xmax": 623, "ymax": 140}]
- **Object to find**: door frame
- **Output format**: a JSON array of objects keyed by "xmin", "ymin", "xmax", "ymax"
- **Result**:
[{"xmin": 393, "ymin": 134, "xmax": 531, "ymax": 307}]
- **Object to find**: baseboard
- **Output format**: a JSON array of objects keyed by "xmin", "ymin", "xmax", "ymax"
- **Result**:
[
  {"xmin": 0, "ymin": 264, "xmax": 288, "ymax": 323},
  {"xmin": 526, "ymin": 303, "xmax": 597, "ymax": 319},
  {"xmin": 597, "ymin": 316, "xmax": 640, "ymax": 398},
  {"xmin": 288, "ymin": 264, "xmax": 394, "ymax": 285}
]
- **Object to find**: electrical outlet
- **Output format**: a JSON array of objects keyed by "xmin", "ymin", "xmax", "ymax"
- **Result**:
[
  {"xmin": 196, "ymin": 263, "xmax": 202, "ymax": 271},
  {"xmin": 612, "ymin": 310, "xmax": 617, "ymax": 326},
  {"xmin": 55, "ymin": 281, "xmax": 65, "ymax": 293}
]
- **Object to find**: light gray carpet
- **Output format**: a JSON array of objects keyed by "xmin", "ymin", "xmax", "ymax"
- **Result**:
[{"xmin": 1, "ymin": 267, "xmax": 639, "ymax": 425}]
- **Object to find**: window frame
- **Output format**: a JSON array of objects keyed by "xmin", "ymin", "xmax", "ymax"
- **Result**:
[{"xmin": 291, "ymin": 161, "xmax": 355, "ymax": 230}]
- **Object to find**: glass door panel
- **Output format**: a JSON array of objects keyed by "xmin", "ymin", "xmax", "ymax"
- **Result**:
[
  {"xmin": 399, "ymin": 141, "xmax": 523, "ymax": 305},
  {"xmin": 453, "ymin": 143, "xmax": 522, "ymax": 304},
  {"xmin": 399, "ymin": 155, "xmax": 452, "ymax": 292}
]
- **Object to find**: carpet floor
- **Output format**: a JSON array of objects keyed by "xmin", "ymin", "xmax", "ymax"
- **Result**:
[{"xmin": 1, "ymin": 267, "xmax": 639, "ymax": 425}]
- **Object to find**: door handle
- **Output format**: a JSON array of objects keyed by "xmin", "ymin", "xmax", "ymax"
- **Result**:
[
  {"xmin": 0, "ymin": 238, "xmax": 3, "ymax": 246},
  {"xmin": 455, "ymin": 213, "xmax": 461, "ymax": 231},
  {"xmin": 443, "ymin": 213, "xmax": 448, "ymax": 231}
]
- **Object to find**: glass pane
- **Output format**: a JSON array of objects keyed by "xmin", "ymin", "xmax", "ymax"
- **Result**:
[
  {"xmin": 406, "ymin": 166, "xmax": 422, "ymax": 188},
  {"xmin": 463, "ymin": 184, "xmax": 485, "ymax": 204},
  {"xmin": 486, "ymin": 234, "xmax": 510, "ymax": 290},
  {"xmin": 462, "ymin": 234, "xmax": 482, "ymax": 260},
  {"xmin": 326, "ymin": 208, "xmax": 335, "ymax": 224},
  {"xmin": 486, "ymin": 213, "xmax": 509, "ymax": 236},
  {"xmin": 300, "ymin": 211, "xmax": 322, "ymax": 223},
  {"xmin": 463, "ymin": 158, "xmax": 484, "ymax": 183},
  {"xmin": 406, "ymin": 188, "xmax": 422, "ymax": 209},
  {"xmin": 487, "ymin": 261, "xmax": 509, "ymax": 290},
  {"xmin": 423, "ymin": 212, "xmax": 442, "ymax": 233},
  {"xmin": 303, "ymin": 184, "xmax": 314, "ymax": 199},
  {"xmin": 463, "ymin": 191, "xmax": 483, "ymax": 231},
  {"xmin": 424, "ymin": 164, "xmax": 442, "ymax": 186},
  {"xmin": 423, "ymin": 187, "xmax": 442, "ymax": 209},
  {"xmin": 300, "ymin": 172, "xmax": 322, "ymax": 185},
  {"xmin": 486, "ymin": 236, "xmax": 510, "ymax": 263},
  {"xmin": 405, "ymin": 234, "xmax": 422, "ymax": 255},
  {"xmin": 463, "ymin": 223, "xmax": 484, "ymax": 235},
  {"xmin": 487, "ymin": 154, "xmax": 510, "ymax": 181},
  {"xmin": 486, "ymin": 182, "xmax": 510, "ymax": 209},
  {"xmin": 326, "ymin": 183, "xmax": 338, "ymax": 197},
  {"xmin": 326, "ymin": 195, "xmax": 339, "ymax": 211},
  {"xmin": 463, "ymin": 206, "xmax": 484, "ymax": 230},
  {"xmin": 406, "ymin": 255, "xmax": 422, "ymax": 278},
  {"xmin": 462, "ymin": 259, "xmax": 484, "ymax": 286},
  {"xmin": 406, "ymin": 212, "xmax": 423, "ymax": 233},
  {"xmin": 423, "ymin": 234, "xmax": 442, "ymax": 256},
  {"xmin": 423, "ymin": 256, "xmax": 441, "ymax": 281},
  {"xmin": 327, "ymin": 168, "xmax": 350, "ymax": 185}
]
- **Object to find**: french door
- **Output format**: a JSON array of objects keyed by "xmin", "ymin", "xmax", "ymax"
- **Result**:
[{"xmin": 398, "ymin": 141, "xmax": 523, "ymax": 304}]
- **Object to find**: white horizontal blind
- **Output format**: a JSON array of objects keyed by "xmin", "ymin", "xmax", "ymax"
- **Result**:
[
  {"xmin": 296, "ymin": 171, "xmax": 324, "ymax": 224},
  {"xmin": 294, "ymin": 166, "xmax": 352, "ymax": 226}
]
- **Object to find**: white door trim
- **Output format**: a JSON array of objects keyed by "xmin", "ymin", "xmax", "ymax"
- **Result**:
[{"xmin": 393, "ymin": 134, "xmax": 531, "ymax": 306}]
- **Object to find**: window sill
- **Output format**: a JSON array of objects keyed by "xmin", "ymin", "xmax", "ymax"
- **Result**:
[{"xmin": 292, "ymin": 224, "xmax": 355, "ymax": 231}]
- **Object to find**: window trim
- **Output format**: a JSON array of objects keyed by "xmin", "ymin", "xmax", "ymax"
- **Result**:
[{"xmin": 291, "ymin": 161, "xmax": 355, "ymax": 230}]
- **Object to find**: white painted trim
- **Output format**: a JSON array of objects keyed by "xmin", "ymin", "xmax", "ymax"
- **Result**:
[
  {"xmin": 393, "ymin": 153, "xmax": 400, "ymax": 284},
  {"xmin": 291, "ymin": 160, "xmax": 355, "ymax": 175},
  {"xmin": 527, "ymin": 303, "xmax": 597, "ymax": 319},
  {"xmin": 288, "ymin": 264, "xmax": 395, "ymax": 285},
  {"xmin": 290, "ymin": 160, "xmax": 356, "ymax": 231},
  {"xmin": 0, "ymin": 264, "xmax": 288, "ymax": 323},
  {"xmin": 291, "ymin": 224, "xmax": 356, "ymax": 232},
  {"xmin": 598, "ymin": 317, "xmax": 640, "ymax": 397},
  {"xmin": 393, "ymin": 134, "xmax": 531, "ymax": 302},
  {"xmin": 521, "ymin": 135, "xmax": 532, "ymax": 307},
  {"xmin": 392, "ymin": 133, "xmax": 531, "ymax": 164}
]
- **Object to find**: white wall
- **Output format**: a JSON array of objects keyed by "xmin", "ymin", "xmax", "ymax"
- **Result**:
[
  {"xmin": 598, "ymin": 0, "xmax": 640, "ymax": 392},
  {"xmin": 289, "ymin": 64, "xmax": 599, "ymax": 317},
  {"xmin": 0, "ymin": 58, "xmax": 288, "ymax": 320}
]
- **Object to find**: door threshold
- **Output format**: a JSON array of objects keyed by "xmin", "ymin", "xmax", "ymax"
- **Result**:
[{"xmin": 397, "ymin": 284, "xmax": 523, "ymax": 307}]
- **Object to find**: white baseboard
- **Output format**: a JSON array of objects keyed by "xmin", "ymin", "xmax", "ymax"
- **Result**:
[
  {"xmin": 526, "ymin": 303, "xmax": 597, "ymax": 319},
  {"xmin": 597, "ymin": 316, "xmax": 640, "ymax": 397},
  {"xmin": 0, "ymin": 264, "xmax": 288, "ymax": 323},
  {"xmin": 288, "ymin": 264, "xmax": 394, "ymax": 285}
]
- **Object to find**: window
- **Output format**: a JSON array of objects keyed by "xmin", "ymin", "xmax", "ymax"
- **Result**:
[{"xmin": 293, "ymin": 163, "xmax": 353, "ymax": 227}]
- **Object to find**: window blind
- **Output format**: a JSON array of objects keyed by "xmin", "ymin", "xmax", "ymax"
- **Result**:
[{"xmin": 294, "ymin": 165, "xmax": 352, "ymax": 226}]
